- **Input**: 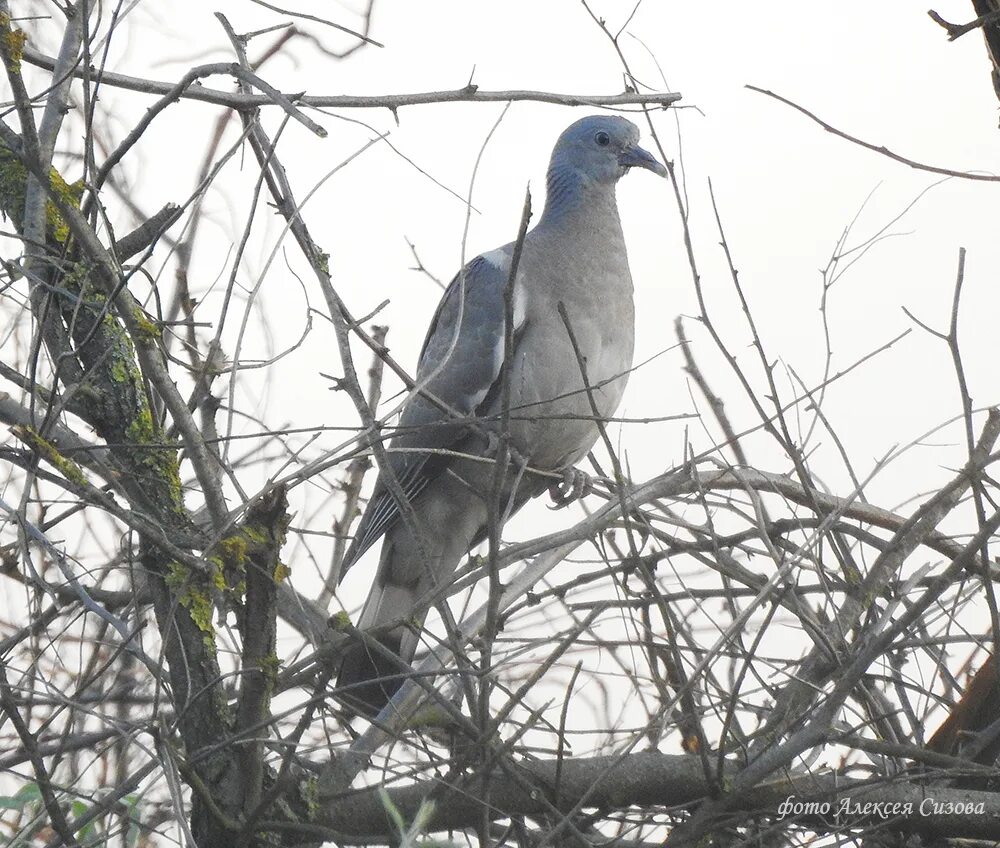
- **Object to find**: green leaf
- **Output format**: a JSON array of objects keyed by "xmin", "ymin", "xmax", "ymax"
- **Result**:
[
  {"xmin": 377, "ymin": 787, "xmax": 406, "ymax": 834},
  {"xmin": 0, "ymin": 783, "xmax": 42, "ymax": 810},
  {"xmin": 69, "ymin": 799, "xmax": 97, "ymax": 839},
  {"xmin": 123, "ymin": 792, "xmax": 145, "ymax": 848}
]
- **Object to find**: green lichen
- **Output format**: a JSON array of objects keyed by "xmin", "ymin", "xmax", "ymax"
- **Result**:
[
  {"xmin": 219, "ymin": 533, "xmax": 249, "ymax": 565},
  {"xmin": 164, "ymin": 562, "xmax": 185, "ymax": 592},
  {"xmin": 259, "ymin": 652, "xmax": 281, "ymax": 692},
  {"xmin": 210, "ymin": 531, "xmax": 252, "ymax": 603},
  {"xmin": 204, "ymin": 555, "xmax": 227, "ymax": 592},
  {"xmin": 184, "ymin": 585, "xmax": 214, "ymax": 634},
  {"xmin": 132, "ymin": 307, "xmax": 161, "ymax": 341},
  {"xmin": 126, "ymin": 403, "xmax": 154, "ymax": 443},
  {"xmin": 328, "ymin": 610, "xmax": 351, "ymax": 631},
  {"xmin": 46, "ymin": 168, "xmax": 83, "ymax": 244},
  {"xmin": 165, "ymin": 562, "xmax": 217, "ymax": 654},
  {"xmin": 243, "ymin": 525, "xmax": 269, "ymax": 546},
  {"xmin": 0, "ymin": 143, "xmax": 83, "ymax": 244},
  {"xmin": 124, "ymin": 405, "xmax": 184, "ymax": 514},
  {"xmin": 68, "ymin": 270, "xmax": 184, "ymax": 517},
  {"xmin": 205, "ymin": 524, "xmax": 282, "ymax": 606},
  {"xmin": 0, "ymin": 146, "xmax": 24, "ymax": 224},
  {"xmin": 80, "ymin": 283, "xmax": 183, "ymax": 518},
  {"xmin": 0, "ymin": 14, "xmax": 26, "ymax": 74},
  {"xmin": 73, "ymin": 275, "xmax": 144, "ymax": 391},
  {"xmin": 0, "ymin": 133, "xmax": 187, "ymax": 532},
  {"xmin": 299, "ymin": 776, "xmax": 320, "ymax": 819},
  {"xmin": 14, "ymin": 426, "xmax": 88, "ymax": 488},
  {"xmin": 208, "ymin": 517, "xmax": 291, "ymax": 598},
  {"xmin": 109, "ymin": 356, "xmax": 130, "ymax": 384}
]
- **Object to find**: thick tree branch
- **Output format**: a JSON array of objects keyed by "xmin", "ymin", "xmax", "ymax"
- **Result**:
[{"xmin": 315, "ymin": 749, "xmax": 1000, "ymax": 841}]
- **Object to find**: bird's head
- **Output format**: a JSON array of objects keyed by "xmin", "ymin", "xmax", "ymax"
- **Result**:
[{"xmin": 549, "ymin": 115, "xmax": 667, "ymax": 185}]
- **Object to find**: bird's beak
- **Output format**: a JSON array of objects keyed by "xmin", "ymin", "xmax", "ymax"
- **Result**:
[{"xmin": 619, "ymin": 144, "xmax": 668, "ymax": 177}]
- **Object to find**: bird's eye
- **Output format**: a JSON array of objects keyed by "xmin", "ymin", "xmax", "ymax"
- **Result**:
[{"xmin": 595, "ymin": 131, "xmax": 611, "ymax": 147}]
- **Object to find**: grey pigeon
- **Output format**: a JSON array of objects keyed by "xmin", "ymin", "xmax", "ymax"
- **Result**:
[{"xmin": 337, "ymin": 115, "xmax": 666, "ymax": 714}]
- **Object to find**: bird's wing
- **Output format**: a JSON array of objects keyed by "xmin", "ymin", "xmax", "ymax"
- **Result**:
[{"xmin": 341, "ymin": 248, "xmax": 526, "ymax": 573}]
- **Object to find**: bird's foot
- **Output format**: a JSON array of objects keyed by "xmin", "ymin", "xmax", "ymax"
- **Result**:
[{"xmin": 549, "ymin": 467, "xmax": 593, "ymax": 508}]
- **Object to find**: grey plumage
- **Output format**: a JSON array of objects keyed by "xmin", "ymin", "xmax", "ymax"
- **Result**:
[{"xmin": 336, "ymin": 115, "xmax": 666, "ymax": 714}]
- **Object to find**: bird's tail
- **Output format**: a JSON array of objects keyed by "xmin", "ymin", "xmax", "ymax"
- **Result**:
[
  {"xmin": 336, "ymin": 566, "xmax": 424, "ymax": 716},
  {"xmin": 335, "ymin": 462, "xmax": 537, "ymax": 716}
]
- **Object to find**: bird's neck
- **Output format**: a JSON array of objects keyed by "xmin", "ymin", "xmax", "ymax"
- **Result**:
[{"xmin": 537, "ymin": 164, "xmax": 620, "ymax": 232}]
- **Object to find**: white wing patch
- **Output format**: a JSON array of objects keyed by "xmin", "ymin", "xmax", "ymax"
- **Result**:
[
  {"xmin": 480, "ymin": 246, "xmax": 509, "ymax": 271},
  {"xmin": 512, "ymin": 281, "xmax": 527, "ymax": 331},
  {"xmin": 464, "ymin": 248, "xmax": 528, "ymax": 412},
  {"xmin": 480, "ymin": 247, "xmax": 527, "ymax": 332}
]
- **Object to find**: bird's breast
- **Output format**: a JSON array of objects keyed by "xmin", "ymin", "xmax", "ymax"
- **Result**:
[{"xmin": 502, "ymin": 281, "xmax": 634, "ymax": 470}]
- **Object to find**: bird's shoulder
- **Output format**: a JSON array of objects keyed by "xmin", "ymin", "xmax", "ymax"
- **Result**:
[
  {"xmin": 418, "ymin": 248, "xmax": 515, "ymax": 357},
  {"xmin": 413, "ymin": 245, "xmax": 529, "ymax": 397}
]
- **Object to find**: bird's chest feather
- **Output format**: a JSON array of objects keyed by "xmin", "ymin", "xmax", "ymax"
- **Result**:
[{"xmin": 504, "ymin": 278, "xmax": 634, "ymax": 468}]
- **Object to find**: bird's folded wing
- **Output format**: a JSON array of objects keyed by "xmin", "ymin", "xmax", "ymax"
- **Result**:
[{"xmin": 340, "ymin": 249, "xmax": 526, "ymax": 573}]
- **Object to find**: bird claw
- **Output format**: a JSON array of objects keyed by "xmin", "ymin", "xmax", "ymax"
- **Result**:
[
  {"xmin": 484, "ymin": 432, "xmax": 528, "ymax": 469},
  {"xmin": 549, "ymin": 467, "xmax": 592, "ymax": 508}
]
